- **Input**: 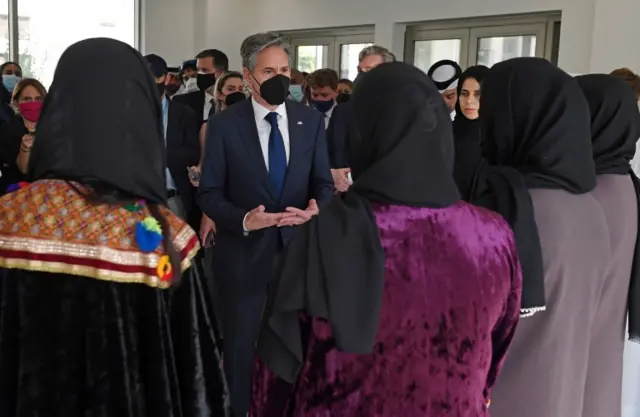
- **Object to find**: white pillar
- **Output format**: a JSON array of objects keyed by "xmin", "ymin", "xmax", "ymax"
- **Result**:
[{"xmin": 374, "ymin": 22, "xmax": 406, "ymax": 61}]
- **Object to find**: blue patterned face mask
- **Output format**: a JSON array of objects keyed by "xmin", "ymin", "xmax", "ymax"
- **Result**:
[
  {"xmin": 288, "ymin": 84, "xmax": 304, "ymax": 102},
  {"xmin": 2, "ymin": 74, "xmax": 20, "ymax": 93}
]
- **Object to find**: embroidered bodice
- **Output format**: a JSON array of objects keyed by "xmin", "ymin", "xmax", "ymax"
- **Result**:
[{"xmin": 0, "ymin": 180, "xmax": 199, "ymax": 288}]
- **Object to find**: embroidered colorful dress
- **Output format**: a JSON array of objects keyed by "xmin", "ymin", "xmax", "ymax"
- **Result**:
[{"xmin": 0, "ymin": 180, "xmax": 229, "ymax": 416}]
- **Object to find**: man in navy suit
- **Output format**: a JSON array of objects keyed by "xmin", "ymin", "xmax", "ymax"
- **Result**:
[{"xmin": 197, "ymin": 31, "xmax": 333, "ymax": 417}]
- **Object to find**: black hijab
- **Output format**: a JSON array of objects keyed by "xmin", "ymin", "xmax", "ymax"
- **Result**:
[
  {"xmin": 27, "ymin": 38, "xmax": 181, "ymax": 278},
  {"xmin": 576, "ymin": 74, "xmax": 640, "ymax": 341},
  {"xmin": 257, "ymin": 62, "xmax": 460, "ymax": 383},
  {"xmin": 475, "ymin": 57, "xmax": 596, "ymax": 316},
  {"xmin": 452, "ymin": 65, "xmax": 489, "ymax": 200},
  {"xmin": 29, "ymin": 38, "xmax": 166, "ymax": 204}
]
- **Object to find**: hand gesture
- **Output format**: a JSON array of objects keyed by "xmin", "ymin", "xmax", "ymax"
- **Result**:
[
  {"xmin": 332, "ymin": 168, "xmax": 352, "ymax": 192},
  {"xmin": 244, "ymin": 205, "xmax": 295, "ymax": 232},
  {"xmin": 278, "ymin": 199, "xmax": 319, "ymax": 227}
]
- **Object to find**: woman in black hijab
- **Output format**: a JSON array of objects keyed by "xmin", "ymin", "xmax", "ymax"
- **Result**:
[
  {"xmin": 251, "ymin": 62, "xmax": 522, "ymax": 417},
  {"xmin": 576, "ymin": 73, "xmax": 640, "ymax": 417},
  {"xmin": 479, "ymin": 58, "xmax": 611, "ymax": 417},
  {"xmin": 452, "ymin": 65, "xmax": 489, "ymax": 200},
  {"xmin": 0, "ymin": 38, "xmax": 229, "ymax": 416}
]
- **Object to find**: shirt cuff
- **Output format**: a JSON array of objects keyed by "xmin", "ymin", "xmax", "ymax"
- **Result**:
[{"xmin": 242, "ymin": 212, "xmax": 250, "ymax": 236}]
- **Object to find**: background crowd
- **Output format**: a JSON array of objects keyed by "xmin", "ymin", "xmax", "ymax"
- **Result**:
[{"xmin": 0, "ymin": 32, "xmax": 638, "ymax": 417}]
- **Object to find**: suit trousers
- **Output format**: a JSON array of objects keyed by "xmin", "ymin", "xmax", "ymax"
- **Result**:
[{"xmin": 218, "ymin": 290, "xmax": 267, "ymax": 417}]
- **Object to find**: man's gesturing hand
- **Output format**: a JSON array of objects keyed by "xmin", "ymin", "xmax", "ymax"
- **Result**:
[
  {"xmin": 278, "ymin": 199, "xmax": 319, "ymax": 227},
  {"xmin": 244, "ymin": 205, "xmax": 296, "ymax": 232}
]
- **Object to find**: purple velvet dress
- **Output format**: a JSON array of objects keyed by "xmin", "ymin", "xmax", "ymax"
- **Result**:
[{"xmin": 250, "ymin": 202, "xmax": 522, "ymax": 417}]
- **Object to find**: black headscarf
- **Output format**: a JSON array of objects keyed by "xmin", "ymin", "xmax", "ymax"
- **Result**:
[
  {"xmin": 257, "ymin": 62, "xmax": 460, "ymax": 383},
  {"xmin": 29, "ymin": 38, "xmax": 166, "ymax": 204},
  {"xmin": 452, "ymin": 65, "xmax": 489, "ymax": 200},
  {"xmin": 576, "ymin": 74, "xmax": 640, "ymax": 341},
  {"xmin": 27, "ymin": 38, "xmax": 181, "ymax": 278},
  {"xmin": 475, "ymin": 57, "xmax": 596, "ymax": 317}
]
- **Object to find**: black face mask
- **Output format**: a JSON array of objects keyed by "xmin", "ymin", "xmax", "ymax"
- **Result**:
[
  {"xmin": 256, "ymin": 74, "xmax": 290, "ymax": 106},
  {"xmin": 197, "ymin": 73, "xmax": 216, "ymax": 91},
  {"xmin": 165, "ymin": 84, "xmax": 180, "ymax": 96},
  {"xmin": 336, "ymin": 92, "xmax": 351, "ymax": 104},
  {"xmin": 155, "ymin": 82, "xmax": 166, "ymax": 98},
  {"xmin": 225, "ymin": 91, "xmax": 246, "ymax": 107}
]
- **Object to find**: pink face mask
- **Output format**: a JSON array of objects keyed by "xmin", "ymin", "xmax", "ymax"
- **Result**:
[{"xmin": 18, "ymin": 101, "xmax": 43, "ymax": 122}]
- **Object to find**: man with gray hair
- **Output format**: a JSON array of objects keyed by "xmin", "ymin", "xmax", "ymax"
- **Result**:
[
  {"xmin": 197, "ymin": 31, "xmax": 333, "ymax": 417},
  {"xmin": 357, "ymin": 44, "xmax": 396, "ymax": 73},
  {"xmin": 328, "ymin": 44, "xmax": 396, "ymax": 191}
]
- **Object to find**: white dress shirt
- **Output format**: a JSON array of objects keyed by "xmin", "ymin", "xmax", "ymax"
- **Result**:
[
  {"xmin": 203, "ymin": 92, "xmax": 215, "ymax": 121},
  {"xmin": 243, "ymin": 98, "xmax": 292, "ymax": 233},
  {"xmin": 323, "ymin": 103, "xmax": 336, "ymax": 129},
  {"xmin": 251, "ymin": 97, "xmax": 290, "ymax": 169}
]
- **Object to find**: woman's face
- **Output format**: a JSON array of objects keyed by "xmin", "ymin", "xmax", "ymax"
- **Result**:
[
  {"xmin": 2, "ymin": 63, "xmax": 22, "ymax": 77},
  {"xmin": 218, "ymin": 77, "xmax": 244, "ymax": 108},
  {"xmin": 16, "ymin": 85, "xmax": 43, "ymax": 104},
  {"xmin": 459, "ymin": 77, "xmax": 481, "ymax": 120},
  {"xmin": 338, "ymin": 82, "xmax": 352, "ymax": 95}
]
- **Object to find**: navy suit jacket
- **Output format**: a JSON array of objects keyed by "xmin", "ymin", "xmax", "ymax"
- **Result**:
[
  {"xmin": 197, "ymin": 99, "xmax": 333, "ymax": 294},
  {"xmin": 326, "ymin": 101, "xmax": 352, "ymax": 168},
  {"xmin": 166, "ymin": 100, "xmax": 200, "ymax": 229}
]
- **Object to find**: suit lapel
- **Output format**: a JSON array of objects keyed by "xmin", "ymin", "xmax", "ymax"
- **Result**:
[{"xmin": 236, "ymin": 101, "xmax": 278, "ymax": 202}]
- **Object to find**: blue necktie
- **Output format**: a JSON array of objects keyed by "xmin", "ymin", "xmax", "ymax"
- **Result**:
[{"xmin": 265, "ymin": 112, "xmax": 287, "ymax": 197}]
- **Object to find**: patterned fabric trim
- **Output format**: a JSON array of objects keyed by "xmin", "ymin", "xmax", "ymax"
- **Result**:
[{"xmin": 0, "ymin": 180, "xmax": 201, "ymax": 288}]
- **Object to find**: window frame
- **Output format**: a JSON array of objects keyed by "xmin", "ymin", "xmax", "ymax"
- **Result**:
[
  {"xmin": 405, "ymin": 28, "xmax": 470, "ymax": 70},
  {"xmin": 282, "ymin": 26, "xmax": 374, "ymax": 73},
  {"xmin": 468, "ymin": 22, "xmax": 547, "ymax": 66},
  {"xmin": 7, "ymin": 0, "xmax": 141, "ymax": 61},
  {"xmin": 404, "ymin": 12, "xmax": 561, "ymax": 69}
]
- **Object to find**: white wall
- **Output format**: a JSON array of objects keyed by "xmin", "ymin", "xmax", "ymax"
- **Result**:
[
  {"xmin": 141, "ymin": 0, "xmax": 204, "ymax": 65},
  {"xmin": 143, "ymin": 0, "xmax": 640, "ymax": 74}
]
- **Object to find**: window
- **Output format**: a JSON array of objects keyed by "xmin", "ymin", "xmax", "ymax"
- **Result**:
[
  {"xmin": 414, "ymin": 39, "xmax": 462, "ymax": 73},
  {"xmin": 285, "ymin": 28, "xmax": 374, "ymax": 81},
  {"xmin": 296, "ymin": 45, "xmax": 328, "ymax": 73},
  {"xmin": 339, "ymin": 43, "xmax": 372, "ymax": 80},
  {"xmin": 405, "ymin": 14, "xmax": 560, "ymax": 73},
  {"xmin": 17, "ymin": 0, "xmax": 137, "ymax": 86}
]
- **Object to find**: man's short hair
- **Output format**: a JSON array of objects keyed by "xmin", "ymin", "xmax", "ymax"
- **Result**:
[
  {"xmin": 307, "ymin": 68, "xmax": 339, "ymax": 90},
  {"xmin": 240, "ymin": 32, "xmax": 292, "ymax": 71},
  {"xmin": 144, "ymin": 54, "xmax": 167, "ymax": 78},
  {"xmin": 358, "ymin": 45, "xmax": 396, "ymax": 64},
  {"xmin": 195, "ymin": 49, "xmax": 229, "ymax": 72}
]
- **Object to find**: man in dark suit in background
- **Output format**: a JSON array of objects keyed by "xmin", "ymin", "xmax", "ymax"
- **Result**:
[
  {"xmin": 197, "ymin": 32, "xmax": 333, "ymax": 417},
  {"xmin": 145, "ymin": 54, "xmax": 201, "ymax": 229},
  {"xmin": 327, "ymin": 44, "xmax": 396, "ymax": 192},
  {"xmin": 174, "ymin": 49, "xmax": 229, "ymax": 125}
]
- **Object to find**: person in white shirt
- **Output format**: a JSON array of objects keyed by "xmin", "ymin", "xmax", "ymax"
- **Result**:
[
  {"xmin": 197, "ymin": 31, "xmax": 333, "ymax": 417},
  {"xmin": 307, "ymin": 68, "xmax": 339, "ymax": 128},
  {"xmin": 174, "ymin": 49, "xmax": 229, "ymax": 125}
]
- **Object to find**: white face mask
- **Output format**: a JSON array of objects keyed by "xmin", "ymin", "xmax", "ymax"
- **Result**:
[{"xmin": 184, "ymin": 77, "xmax": 198, "ymax": 92}]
